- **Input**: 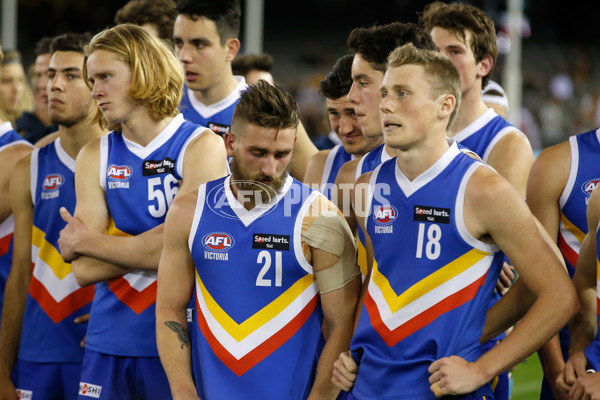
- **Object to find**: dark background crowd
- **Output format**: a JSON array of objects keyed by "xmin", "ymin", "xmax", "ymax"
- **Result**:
[{"xmin": 5, "ymin": 0, "xmax": 600, "ymax": 152}]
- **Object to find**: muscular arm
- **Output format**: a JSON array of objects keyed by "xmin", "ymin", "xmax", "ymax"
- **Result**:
[
  {"xmin": 485, "ymin": 130, "xmax": 534, "ymax": 199},
  {"xmin": 0, "ymin": 144, "xmax": 33, "ymax": 223},
  {"xmin": 303, "ymin": 197, "xmax": 361, "ymax": 399},
  {"xmin": 526, "ymin": 141, "xmax": 572, "ymax": 395},
  {"xmin": 559, "ymin": 187, "xmax": 600, "ymax": 392},
  {"xmin": 333, "ymin": 159, "xmax": 361, "ymax": 234},
  {"xmin": 289, "ymin": 122, "xmax": 318, "ymax": 182},
  {"xmin": 65, "ymin": 130, "xmax": 228, "ymax": 284},
  {"xmin": 0, "ymin": 156, "xmax": 34, "ymax": 396},
  {"xmin": 430, "ymin": 167, "xmax": 578, "ymax": 395},
  {"xmin": 156, "ymin": 193, "xmax": 198, "ymax": 400},
  {"xmin": 302, "ymin": 149, "xmax": 330, "ymax": 188},
  {"xmin": 65, "ymin": 140, "xmax": 137, "ymax": 286}
]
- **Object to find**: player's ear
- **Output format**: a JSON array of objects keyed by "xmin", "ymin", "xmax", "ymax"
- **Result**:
[
  {"xmin": 225, "ymin": 38, "xmax": 241, "ymax": 62},
  {"xmin": 223, "ymin": 131, "xmax": 236, "ymax": 157},
  {"xmin": 438, "ymin": 93, "xmax": 456, "ymax": 120},
  {"xmin": 477, "ymin": 54, "xmax": 493, "ymax": 80}
]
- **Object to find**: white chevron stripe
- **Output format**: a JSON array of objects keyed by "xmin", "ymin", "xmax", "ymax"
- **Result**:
[
  {"xmin": 195, "ymin": 278, "xmax": 318, "ymax": 360},
  {"xmin": 369, "ymin": 254, "xmax": 493, "ymax": 331},
  {"xmin": 0, "ymin": 215, "xmax": 14, "ymax": 240},
  {"xmin": 122, "ymin": 270, "xmax": 157, "ymax": 292},
  {"xmin": 559, "ymin": 222, "xmax": 583, "ymax": 254},
  {"xmin": 32, "ymin": 255, "xmax": 81, "ymax": 302}
]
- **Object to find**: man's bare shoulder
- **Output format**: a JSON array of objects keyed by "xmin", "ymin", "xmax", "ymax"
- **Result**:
[
  {"xmin": 528, "ymin": 139, "xmax": 571, "ymax": 190},
  {"xmin": 303, "ymin": 149, "xmax": 332, "ymax": 185},
  {"xmin": 335, "ymin": 158, "xmax": 361, "ymax": 185},
  {"xmin": 165, "ymin": 190, "xmax": 199, "ymax": 230}
]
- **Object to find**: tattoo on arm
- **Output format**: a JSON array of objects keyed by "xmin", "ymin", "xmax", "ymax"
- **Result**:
[{"xmin": 165, "ymin": 320, "xmax": 190, "ymax": 349}]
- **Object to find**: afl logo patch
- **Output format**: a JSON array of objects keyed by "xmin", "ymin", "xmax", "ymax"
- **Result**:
[
  {"xmin": 107, "ymin": 164, "xmax": 133, "ymax": 181},
  {"xmin": 202, "ymin": 232, "xmax": 235, "ymax": 252},
  {"xmin": 373, "ymin": 205, "xmax": 398, "ymax": 225},
  {"xmin": 43, "ymin": 174, "xmax": 64, "ymax": 190},
  {"xmin": 581, "ymin": 178, "xmax": 600, "ymax": 196}
]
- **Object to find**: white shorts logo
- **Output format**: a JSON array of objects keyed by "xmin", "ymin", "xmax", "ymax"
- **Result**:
[
  {"xmin": 16, "ymin": 389, "xmax": 33, "ymax": 400},
  {"xmin": 79, "ymin": 382, "xmax": 102, "ymax": 398}
]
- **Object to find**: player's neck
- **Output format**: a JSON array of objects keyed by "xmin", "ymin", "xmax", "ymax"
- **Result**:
[
  {"xmin": 120, "ymin": 109, "xmax": 174, "ymax": 147},
  {"xmin": 191, "ymin": 73, "xmax": 239, "ymax": 106},
  {"xmin": 58, "ymin": 122, "xmax": 106, "ymax": 159},
  {"xmin": 394, "ymin": 133, "xmax": 450, "ymax": 181},
  {"xmin": 447, "ymin": 91, "xmax": 489, "ymax": 136}
]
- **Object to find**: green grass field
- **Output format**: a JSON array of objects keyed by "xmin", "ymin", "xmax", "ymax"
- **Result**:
[{"xmin": 511, "ymin": 352, "xmax": 543, "ymax": 399}]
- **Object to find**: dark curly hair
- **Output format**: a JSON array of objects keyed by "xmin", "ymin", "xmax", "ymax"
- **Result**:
[
  {"xmin": 347, "ymin": 22, "xmax": 436, "ymax": 73},
  {"xmin": 319, "ymin": 54, "xmax": 354, "ymax": 100}
]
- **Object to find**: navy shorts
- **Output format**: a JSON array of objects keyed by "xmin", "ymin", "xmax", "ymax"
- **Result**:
[
  {"xmin": 13, "ymin": 359, "xmax": 82, "ymax": 400},
  {"xmin": 78, "ymin": 349, "xmax": 172, "ymax": 400}
]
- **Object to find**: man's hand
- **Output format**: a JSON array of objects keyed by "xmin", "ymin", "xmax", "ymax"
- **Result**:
[
  {"xmin": 495, "ymin": 262, "xmax": 515, "ymax": 294},
  {"xmin": 332, "ymin": 351, "xmax": 358, "ymax": 392},
  {"xmin": 569, "ymin": 371, "xmax": 600, "ymax": 400},
  {"xmin": 74, "ymin": 313, "xmax": 90, "ymax": 347},
  {"xmin": 58, "ymin": 207, "xmax": 89, "ymax": 262},
  {"xmin": 428, "ymin": 356, "xmax": 490, "ymax": 398},
  {"xmin": 556, "ymin": 351, "xmax": 588, "ymax": 393},
  {"xmin": 0, "ymin": 377, "xmax": 17, "ymax": 400}
]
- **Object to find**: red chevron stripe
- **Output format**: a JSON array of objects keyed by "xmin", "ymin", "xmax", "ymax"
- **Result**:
[
  {"xmin": 365, "ymin": 273, "xmax": 488, "ymax": 348},
  {"xmin": 107, "ymin": 277, "xmax": 157, "ymax": 315},
  {"xmin": 558, "ymin": 233, "xmax": 579, "ymax": 269},
  {"xmin": 28, "ymin": 275, "xmax": 94, "ymax": 324},
  {"xmin": 0, "ymin": 233, "xmax": 12, "ymax": 257},
  {"xmin": 195, "ymin": 293, "xmax": 319, "ymax": 377}
]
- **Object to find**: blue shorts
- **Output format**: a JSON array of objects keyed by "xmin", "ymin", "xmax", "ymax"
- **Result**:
[
  {"xmin": 345, "ymin": 389, "xmax": 493, "ymax": 399},
  {"xmin": 13, "ymin": 359, "xmax": 82, "ymax": 400},
  {"xmin": 491, "ymin": 370, "xmax": 511, "ymax": 400},
  {"xmin": 78, "ymin": 349, "xmax": 172, "ymax": 400}
]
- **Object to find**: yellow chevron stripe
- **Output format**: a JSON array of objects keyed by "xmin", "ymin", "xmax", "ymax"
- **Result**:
[
  {"xmin": 372, "ymin": 248, "xmax": 488, "ymax": 313},
  {"xmin": 195, "ymin": 270, "xmax": 315, "ymax": 342},
  {"xmin": 31, "ymin": 225, "xmax": 72, "ymax": 280},
  {"xmin": 561, "ymin": 213, "xmax": 586, "ymax": 244}
]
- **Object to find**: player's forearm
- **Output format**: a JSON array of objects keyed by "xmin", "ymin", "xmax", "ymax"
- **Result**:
[
  {"xmin": 0, "ymin": 260, "xmax": 31, "ymax": 377},
  {"xmin": 480, "ymin": 278, "xmax": 535, "ymax": 343},
  {"xmin": 156, "ymin": 307, "xmax": 196, "ymax": 396},
  {"xmin": 477, "ymin": 289, "xmax": 577, "ymax": 380},
  {"xmin": 537, "ymin": 335, "xmax": 566, "ymax": 382},
  {"xmin": 71, "ymin": 255, "xmax": 131, "ymax": 287},
  {"xmin": 307, "ymin": 325, "xmax": 353, "ymax": 400},
  {"xmin": 77, "ymin": 230, "xmax": 163, "ymax": 270},
  {"xmin": 0, "ymin": 196, "xmax": 11, "ymax": 224},
  {"xmin": 568, "ymin": 288, "xmax": 597, "ymax": 357}
]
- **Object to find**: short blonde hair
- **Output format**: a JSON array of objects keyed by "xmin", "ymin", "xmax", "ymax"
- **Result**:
[
  {"xmin": 84, "ymin": 23, "xmax": 184, "ymax": 130},
  {"xmin": 387, "ymin": 43, "xmax": 461, "ymax": 129}
]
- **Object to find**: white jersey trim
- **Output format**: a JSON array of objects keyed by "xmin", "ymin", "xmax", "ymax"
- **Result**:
[
  {"xmin": 30, "ymin": 148, "xmax": 40, "ymax": 205},
  {"xmin": 394, "ymin": 141, "xmax": 461, "ymax": 197},
  {"xmin": 185, "ymin": 76, "xmax": 247, "ymax": 119},
  {"xmin": 121, "ymin": 114, "xmax": 185, "ymax": 159},
  {"xmin": 293, "ymin": 191, "xmax": 321, "ymax": 275},
  {"xmin": 99, "ymin": 135, "xmax": 109, "ymax": 192},
  {"xmin": 455, "ymin": 163, "xmax": 500, "ymax": 253},
  {"xmin": 481, "ymin": 125, "xmax": 528, "ymax": 163},
  {"xmin": 320, "ymin": 146, "xmax": 341, "ymax": 193},
  {"xmin": 0, "ymin": 121, "xmax": 15, "ymax": 136},
  {"xmin": 176, "ymin": 127, "xmax": 207, "ymax": 179},
  {"xmin": 560, "ymin": 135, "xmax": 579, "ymax": 209},
  {"xmin": 189, "ymin": 183, "xmax": 207, "ymax": 251},
  {"xmin": 453, "ymin": 108, "xmax": 497, "ymax": 143},
  {"xmin": 54, "ymin": 138, "xmax": 76, "ymax": 173},
  {"xmin": 223, "ymin": 175, "xmax": 294, "ymax": 227}
]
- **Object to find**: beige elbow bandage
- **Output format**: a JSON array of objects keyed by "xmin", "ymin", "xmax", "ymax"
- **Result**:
[{"xmin": 302, "ymin": 212, "xmax": 360, "ymax": 293}]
